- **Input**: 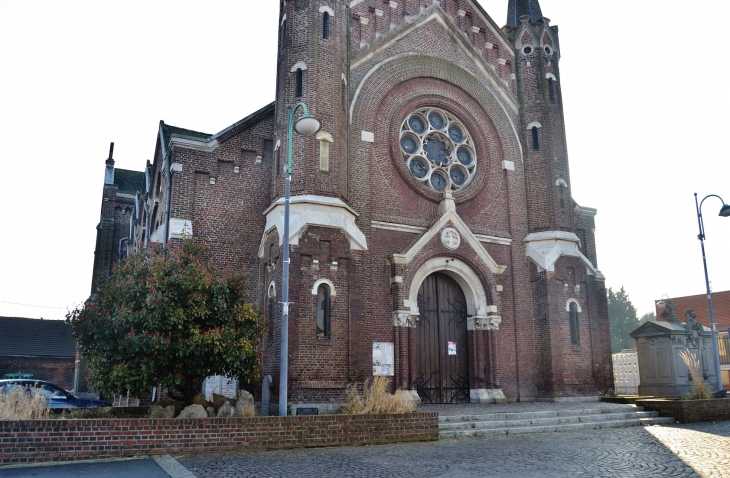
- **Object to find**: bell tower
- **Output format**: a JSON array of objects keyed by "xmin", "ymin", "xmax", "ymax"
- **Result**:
[
  {"xmin": 273, "ymin": 0, "xmax": 349, "ymax": 202},
  {"xmin": 508, "ymin": 2, "xmax": 572, "ymax": 233},
  {"xmin": 508, "ymin": 1, "xmax": 611, "ymax": 398}
]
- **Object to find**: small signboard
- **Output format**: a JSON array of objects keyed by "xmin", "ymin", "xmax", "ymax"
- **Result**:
[
  {"xmin": 448, "ymin": 341, "xmax": 457, "ymax": 356},
  {"xmin": 202, "ymin": 375, "xmax": 239, "ymax": 401},
  {"xmin": 373, "ymin": 342, "xmax": 394, "ymax": 376}
]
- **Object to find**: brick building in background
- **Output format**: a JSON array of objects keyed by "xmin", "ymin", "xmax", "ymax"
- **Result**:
[
  {"xmin": 91, "ymin": 0, "xmax": 613, "ymax": 406},
  {"xmin": 0, "ymin": 317, "xmax": 76, "ymax": 390},
  {"xmin": 655, "ymin": 291, "xmax": 730, "ymax": 388}
]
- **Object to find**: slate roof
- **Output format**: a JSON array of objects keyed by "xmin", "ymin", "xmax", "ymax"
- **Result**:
[
  {"xmin": 507, "ymin": 0, "xmax": 543, "ymax": 27},
  {"xmin": 0, "ymin": 317, "xmax": 76, "ymax": 358},
  {"xmin": 159, "ymin": 101, "xmax": 275, "ymax": 148},
  {"xmin": 160, "ymin": 123, "xmax": 212, "ymax": 147},
  {"xmin": 114, "ymin": 169, "xmax": 145, "ymax": 194}
]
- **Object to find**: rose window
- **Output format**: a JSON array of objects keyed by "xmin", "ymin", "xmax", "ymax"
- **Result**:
[{"xmin": 400, "ymin": 108, "xmax": 476, "ymax": 192}]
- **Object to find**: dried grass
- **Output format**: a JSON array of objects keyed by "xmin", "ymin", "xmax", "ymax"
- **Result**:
[
  {"xmin": 0, "ymin": 386, "xmax": 50, "ymax": 420},
  {"xmin": 680, "ymin": 349, "xmax": 712, "ymax": 400},
  {"xmin": 341, "ymin": 376, "xmax": 416, "ymax": 415}
]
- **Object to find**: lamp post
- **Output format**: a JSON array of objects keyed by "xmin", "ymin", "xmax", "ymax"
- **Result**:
[
  {"xmin": 279, "ymin": 103, "xmax": 321, "ymax": 417},
  {"xmin": 694, "ymin": 193, "xmax": 730, "ymax": 393}
]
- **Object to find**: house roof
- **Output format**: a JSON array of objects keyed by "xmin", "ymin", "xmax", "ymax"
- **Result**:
[
  {"xmin": 0, "ymin": 317, "xmax": 76, "ymax": 358},
  {"xmin": 655, "ymin": 290, "xmax": 730, "ymax": 332},
  {"xmin": 114, "ymin": 169, "xmax": 145, "ymax": 194},
  {"xmin": 159, "ymin": 101, "xmax": 275, "ymax": 149}
]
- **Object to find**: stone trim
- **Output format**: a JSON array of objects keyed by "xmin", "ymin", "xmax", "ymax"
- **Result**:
[
  {"xmin": 524, "ymin": 231, "xmax": 603, "ymax": 279},
  {"xmin": 470, "ymin": 388, "xmax": 507, "ymax": 404},
  {"xmin": 408, "ymin": 257, "xmax": 491, "ymax": 318},
  {"xmin": 402, "ymin": 195, "xmax": 506, "ymax": 275},
  {"xmin": 258, "ymin": 195, "xmax": 367, "ymax": 257},
  {"xmin": 290, "ymin": 61, "xmax": 308, "ymax": 72},
  {"xmin": 169, "ymin": 135, "xmax": 220, "ymax": 153},
  {"xmin": 565, "ymin": 298, "xmax": 582, "ymax": 312},
  {"xmin": 311, "ymin": 278, "xmax": 337, "ymax": 296},
  {"xmin": 574, "ymin": 204, "xmax": 598, "ymax": 217}
]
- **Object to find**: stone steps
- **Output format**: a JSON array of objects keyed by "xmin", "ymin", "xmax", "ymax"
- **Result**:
[{"xmin": 439, "ymin": 407, "xmax": 675, "ymax": 438}]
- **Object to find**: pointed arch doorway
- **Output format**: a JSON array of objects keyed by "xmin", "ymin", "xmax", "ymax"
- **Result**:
[{"xmin": 415, "ymin": 272, "xmax": 470, "ymax": 403}]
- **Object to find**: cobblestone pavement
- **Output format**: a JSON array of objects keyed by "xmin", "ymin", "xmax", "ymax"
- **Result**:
[{"xmin": 176, "ymin": 421, "xmax": 730, "ymax": 478}]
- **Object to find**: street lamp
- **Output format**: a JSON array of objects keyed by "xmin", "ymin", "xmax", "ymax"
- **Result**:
[
  {"xmin": 280, "ymin": 103, "xmax": 321, "ymax": 417},
  {"xmin": 694, "ymin": 192, "xmax": 730, "ymax": 393}
]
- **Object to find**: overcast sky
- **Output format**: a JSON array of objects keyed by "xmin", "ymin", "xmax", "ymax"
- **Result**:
[{"xmin": 1, "ymin": 0, "xmax": 728, "ymax": 321}]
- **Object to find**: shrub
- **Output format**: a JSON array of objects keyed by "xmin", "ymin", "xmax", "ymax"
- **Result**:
[
  {"xmin": 680, "ymin": 349, "xmax": 712, "ymax": 400},
  {"xmin": 341, "ymin": 376, "xmax": 416, "ymax": 414},
  {"xmin": 67, "ymin": 240, "xmax": 265, "ymax": 406},
  {"xmin": 0, "ymin": 386, "xmax": 50, "ymax": 420}
]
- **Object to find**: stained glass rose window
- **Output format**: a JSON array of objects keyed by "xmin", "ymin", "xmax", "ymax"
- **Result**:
[{"xmin": 400, "ymin": 108, "xmax": 476, "ymax": 191}]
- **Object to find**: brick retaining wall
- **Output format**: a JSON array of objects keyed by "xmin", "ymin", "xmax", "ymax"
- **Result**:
[
  {"xmin": 636, "ymin": 399, "xmax": 730, "ymax": 423},
  {"xmin": 0, "ymin": 412, "xmax": 438, "ymax": 465}
]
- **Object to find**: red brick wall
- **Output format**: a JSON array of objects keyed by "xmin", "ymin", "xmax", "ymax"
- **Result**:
[
  {"xmin": 637, "ymin": 399, "xmax": 730, "ymax": 424},
  {"xmin": 0, "ymin": 357, "xmax": 75, "ymax": 390},
  {"xmin": 0, "ymin": 412, "xmax": 438, "ymax": 465},
  {"xmin": 97, "ymin": 1, "xmax": 614, "ymax": 405}
]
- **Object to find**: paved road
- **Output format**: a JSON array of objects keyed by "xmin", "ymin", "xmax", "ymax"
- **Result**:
[
  {"xmin": 0, "ymin": 458, "xmax": 170, "ymax": 478},
  {"xmin": 176, "ymin": 421, "xmax": 730, "ymax": 478}
]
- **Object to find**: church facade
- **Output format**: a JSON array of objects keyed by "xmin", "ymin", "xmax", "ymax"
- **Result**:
[{"xmin": 92, "ymin": 0, "xmax": 613, "ymax": 406}]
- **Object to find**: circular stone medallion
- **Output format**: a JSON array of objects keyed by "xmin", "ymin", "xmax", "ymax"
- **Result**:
[{"xmin": 441, "ymin": 227, "xmax": 461, "ymax": 250}]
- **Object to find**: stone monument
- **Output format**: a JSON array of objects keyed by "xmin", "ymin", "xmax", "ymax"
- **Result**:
[{"xmin": 631, "ymin": 308, "xmax": 719, "ymax": 396}]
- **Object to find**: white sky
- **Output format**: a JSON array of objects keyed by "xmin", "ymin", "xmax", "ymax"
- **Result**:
[{"xmin": 1, "ymin": 0, "xmax": 728, "ymax": 321}]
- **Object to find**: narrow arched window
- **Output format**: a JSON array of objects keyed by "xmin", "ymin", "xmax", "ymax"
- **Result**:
[
  {"xmin": 322, "ymin": 11, "xmax": 330, "ymax": 40},
  {"xmin": 531, "ymin": 126, "xmax": 539, "ymax": 150},
  {"xmin": 316, "ymin": 284, "xmax": 331, "ymax": 338},
  {"xmin": 558, "ymin": 184, "xmax": 566, "ymax": 210},
  {"xmin": 569, "ymin": 302, "xmax": 579, "ymax": 346},
  {"xmin": 548, "ymin": 78, "xmax": 555, "ymax": 103},
  {"xmin": 268, "ymin": 285, "xmax": 276, "ymax": 340},
  {"xmin": 295, "ymin": 69, "xmax": 303, "ymax": 98}
]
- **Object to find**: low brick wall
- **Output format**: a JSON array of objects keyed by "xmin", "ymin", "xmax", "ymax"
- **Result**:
[
  {"xmin": 0, "ymin": 412, "xmax": 438, "ymax": 465},
  {"xmin": 636, "ymin": 398, "xmax": 730, "ymax": 423}
]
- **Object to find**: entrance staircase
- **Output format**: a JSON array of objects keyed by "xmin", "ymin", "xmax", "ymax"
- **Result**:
[{"xmin": 439, "ymin": 406, "xmax": 675, "ymax": 438}]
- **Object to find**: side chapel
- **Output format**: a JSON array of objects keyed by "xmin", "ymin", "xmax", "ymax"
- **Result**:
[{"xmin": 91, "ymin": 0, "xmax": 614, "ymax": 405}]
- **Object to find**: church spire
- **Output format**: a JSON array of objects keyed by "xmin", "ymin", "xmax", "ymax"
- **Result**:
[{"xmin": 506, "ymin": 0, "xmax": 543, "ymax": 27}]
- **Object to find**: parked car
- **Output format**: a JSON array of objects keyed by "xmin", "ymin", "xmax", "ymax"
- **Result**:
[{"xmin": 0, "ymin": 379, "xmax": 112, "ymax": 409}]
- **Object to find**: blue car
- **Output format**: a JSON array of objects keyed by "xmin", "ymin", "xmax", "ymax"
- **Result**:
[{"xmin": 0, "ymin": 379, "xmax": 112, "ymax": 409}]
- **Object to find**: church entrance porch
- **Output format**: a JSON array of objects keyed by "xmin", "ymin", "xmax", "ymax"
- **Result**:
[{"xmin": 414, "ymin": 272, "xmax": 470, "ymax": 403}]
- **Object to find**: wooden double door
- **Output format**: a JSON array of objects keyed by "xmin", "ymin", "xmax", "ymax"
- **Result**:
[{"xmin": 414, "ymin": 272, "xmax": 470, "ymax": 403}]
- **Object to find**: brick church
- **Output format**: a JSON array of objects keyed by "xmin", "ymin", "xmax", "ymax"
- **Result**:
[{"xmin": 92, "ymin": 0, "xmax": 613, "ymax": 406}]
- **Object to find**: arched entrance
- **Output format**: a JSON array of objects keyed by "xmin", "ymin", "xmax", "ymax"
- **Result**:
[{"xmin": 415, "ymin": 272, "xmax": 470, "ymax": 403}]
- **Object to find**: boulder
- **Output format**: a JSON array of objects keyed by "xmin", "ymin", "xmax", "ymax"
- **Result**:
[
  {"xmin": 212, "ymin": 393, "xmax": 232, "ymax": 410},
  {"xmin": 206, "ymin": 406, "xmax": 216, "ymax": 417},
  {"xmin": 217, "ymin": 401, "xmax": 235, "ymax": 417},
  {"xmin": 150, "ymin": 404, "xmax": 176, "ymax": 418},
  {"xmin": 192, "ymin": 393, "xmax": 211, "ymax": 408},
  {"xmin": 235, "ymin": 390, "xmax": 255, "ymax": 417},
  {"xmin": 177, "ymin": 404, "xmax": 208, "ymax": 419}
]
